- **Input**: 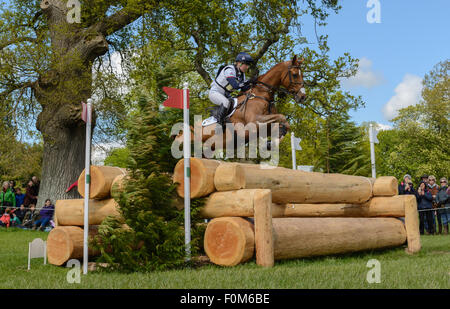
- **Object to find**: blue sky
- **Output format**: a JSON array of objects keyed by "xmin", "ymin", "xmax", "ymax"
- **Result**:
[{"xmin": 299, "ymin": 0, "xmax": 449, "ymax": 127}]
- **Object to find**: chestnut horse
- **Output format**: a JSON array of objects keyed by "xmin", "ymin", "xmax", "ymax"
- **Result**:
[{"xmin": 176, "ymin": 55, "xmax": 306, "ymax": 152}]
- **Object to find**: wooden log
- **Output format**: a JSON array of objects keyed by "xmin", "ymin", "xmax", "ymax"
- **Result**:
[
  {"xmin": 213, "ymin": 163, "xmax": 245, "ymax": 191},
  {"xmin": 253, "ymin": 189, "xmax": 274, "ymax": 267},
  {"xmin": 373, "ymin": 176, "xmax": 398, "ymax": 196},
  {"xmin": 78, "ymin": 166, "xmax": 127, "ymax": 199},
  {"xmin": 199, "ymin": 191, "xmax": 407, "ymax": 219},
  {"xmin": 55, "ymin": 198, "xmax": 121, "ymax": 226},
  {"xmin": 204, "ymin": 217, "xmax": 407, "ymax": 266},
  {"xmin": 173, "ymin": 158, "xmax": 221, "ymax": 198},
  {"xmin": 283, "ymin": 196, "xmax": 407, "ymax": 218},
  {"xmin": 403, "ymin": 195, "xmax": 421, "ymax": 254},
  {"xmin": 47, "ymin": 226, "xmax": 99, "ymax": 266},
  {"xmin": 110, "ymin": 174, "xmax": 126, "ymax": 198},
  {"xmin": 218, "ymin": 163, "xmax": 373, "ymax": 204},
  {"xmin": 203, "ymin": 217, "xmax": 255, "ymax": 266},
  {"xmin": 272, "ymin": 218, "xmax": 406, "ymax": 260},
  {"xmin": 199, "ymin": 189, "xmax": 275, "ymax": 218}
]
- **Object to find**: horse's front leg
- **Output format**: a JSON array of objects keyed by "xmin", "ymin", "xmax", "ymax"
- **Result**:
[{"xmin": 253, "ymin": 113, "xmax": 290, "ymax": 141}]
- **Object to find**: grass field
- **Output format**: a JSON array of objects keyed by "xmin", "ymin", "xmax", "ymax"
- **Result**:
[{"xmin": 0, "ymin": 228, "xmax": 449, "ymax": 289}]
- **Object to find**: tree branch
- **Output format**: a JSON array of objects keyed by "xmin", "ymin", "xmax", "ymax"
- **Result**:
[
  {"xmin": 191, "ymin": 30, "xmax": 212, "ymax": 86},
  {"xmin": 0, "ymin": 37, "xmax": 38, "ymax": 50},
  {"xmin": 252, "ymin": 16, "xmax": 293, "ymax": 66},
  {"xmin": 0, "ymin": 81, "xmax": 37, "ymax": 100},
  {"xmin": 96, "ymin": 7, "xmax": 143, "ymax": 37}
]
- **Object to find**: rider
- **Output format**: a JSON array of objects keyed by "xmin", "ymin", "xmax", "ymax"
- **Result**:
[{"xmin": 209, "ymin": 52, "xmax": 254, "ymax": 125}]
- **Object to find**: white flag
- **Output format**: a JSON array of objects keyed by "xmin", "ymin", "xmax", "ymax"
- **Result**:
[
  {"xmin": 369, "ymin": 125, "xmax": 379, "ymax": 144},
  {"xmin": 292, "ymin": 135, "xmax": 302, "ymax": 150}
]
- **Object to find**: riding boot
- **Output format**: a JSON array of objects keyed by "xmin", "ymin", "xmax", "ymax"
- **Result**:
[
  {"xmin": 444, "ymin": 225, "xmax": 449, "ymax": 235},
  {"xmin": 215, "ymin": 104, "xmax": 229, "ymax": 126},
  {"xmin": 438, "ymin": 223, "xmax": 443, "ymax": 234}
]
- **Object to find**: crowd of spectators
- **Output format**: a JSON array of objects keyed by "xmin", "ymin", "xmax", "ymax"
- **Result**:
[
  {"xmin": 398, "ymin": 174, "xmax": 450, "ymax": 235},
  {"xmin": 0, "ymin": 177, "xmax": 55, "ymax": 231}
]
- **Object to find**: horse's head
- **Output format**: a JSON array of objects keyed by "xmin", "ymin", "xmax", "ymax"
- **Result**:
[{"xmin": 281, "ymin": 55, "xmax": 306, "ymax": 104}]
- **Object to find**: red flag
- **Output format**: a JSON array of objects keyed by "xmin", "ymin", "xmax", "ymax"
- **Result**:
[
  {"xmin": 162, "ymin": 87, "xmax": 189, "ymax": 109},
  {"xmin": 81, "ymin": 102, "xmax": 88, "ymax": 122}
]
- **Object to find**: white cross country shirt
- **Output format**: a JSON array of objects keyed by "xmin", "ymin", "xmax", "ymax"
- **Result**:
[{"xmin": 211, "ymin": 64, "xmax": 247, "ymax": 96}]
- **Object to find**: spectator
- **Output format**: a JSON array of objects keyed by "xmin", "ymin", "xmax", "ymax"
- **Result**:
[
  {"xmin": 22, "ymin": 204, "xmax": 40, "ymax": 229},
  {"xmin": 416, "ymin": 181, "xmax": 435, "ymax": 235},
  {"xmin": 10, "ymin": 210, "xmax": 21, "ymax": 227},
  {"xmin": 420, "ymin": 174, "xmax": 429, "ymax": 185},
  {"xmin": 24, "ymin": 180, "xmax": 38, "ymax": 208},
  {"xmin": 436, "ymin": 177, "xmax": 449, "ymax": 235},
  {"xmin": 428, "ymin": 175, "xmax": 440, "ymax": 233},
  {"xmin": 9, "ymin": 180, "xmax": 16, "ymax": 193},
  {"xmin": 32, "ymin": 176, "xmax": 40, "ymax": 195},
  {"xmin": 15, "ymin": 204, "xmax": 27, "ymax": 223},
  {"xmin": 399, "ymin": 174, "xmax": 415, "ymax": 195},
  {"xmin": 15, "ymin": 188, "xmax": 25, "ymax": 209},
  {"xmin": 1, "ymin": 181, "xmax": 16, "ymax": 214},
  {"xmin": 32, "ymin": 199, "xmax": 54, "ymax": 231},
  {"xmin": 0, "ymin": 208, "xmax": 11, "ymax": 228}
]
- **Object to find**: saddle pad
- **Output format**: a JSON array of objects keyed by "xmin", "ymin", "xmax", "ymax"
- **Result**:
[{"xmin": 202, "ymin": 98, "xmax": 238, "ymax": 127}]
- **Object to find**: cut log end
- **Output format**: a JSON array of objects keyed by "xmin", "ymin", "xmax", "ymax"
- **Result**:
[
  {"xmin": 173, "ymin": 158, "xmax": 220, "ymax": 198},
  {"xmin": 373, "ymin": 176, "xmax": 399, "ymax": 196},
  {"xmin": 47, "ymin": 227, "xmax": 77, "ymax": 266},
  {"xmin": 78, "ymin": 166, "xmax": 127, "ymax": 199},
  {"xmin": 204, "ymin": 217, "xmax": 254, "ymax": 266},
  {"xmin": 214, "ymin": 163, "xmax": 246, "ymax": 191}
]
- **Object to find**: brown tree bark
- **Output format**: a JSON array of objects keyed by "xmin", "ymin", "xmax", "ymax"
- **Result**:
[{"xmin": 34, "ymin": 0, "xmax": 142, "ymax": 206}]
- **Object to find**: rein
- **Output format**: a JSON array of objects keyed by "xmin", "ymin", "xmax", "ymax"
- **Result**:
[{"xmin": 237, "ymin": 63, "xmax": 304, "ymax": 115}]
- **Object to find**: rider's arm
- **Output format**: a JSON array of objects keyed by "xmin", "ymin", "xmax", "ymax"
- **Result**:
[{"xmin": 226, "ymin": 77, "xmax": 245, "ymax": 90}]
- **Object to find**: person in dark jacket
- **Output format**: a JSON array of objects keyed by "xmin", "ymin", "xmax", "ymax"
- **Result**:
[
  {"xmin": 416, "ymin": 181, "xmax": 434, "ymax": 235},
  {"xmin": 32, "ymin": 199, "xmax": 54, "ymax": 231},
  {"xmin": 23, "ymin": 180, "xmax": 38, "ymax": 208},
  {"xmin": 32, "ymin": 176, "xmax": 40, "ymax": 195},
  {"xmin": 399, "ymin": 174, "xmax": 416, "ymax": 195},
  {"xmin": 436, "ymin": 177, "xmax": 449, "ymax": 235},
  {"xmin": 14, "ymin": 204, "xmax": 27, "ymax": 223},
  {"xmin": 22, "ymin": 204, "xmax": 40, "ymax": 228},
  {"xmin": 15, "ymin": 188, "xmax": 25, "ymax": 209}
]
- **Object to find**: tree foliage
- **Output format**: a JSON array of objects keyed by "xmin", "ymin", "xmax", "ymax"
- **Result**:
[{"xmin": 376, "ymin": 60, "xmax": 449, "ymax": 183}]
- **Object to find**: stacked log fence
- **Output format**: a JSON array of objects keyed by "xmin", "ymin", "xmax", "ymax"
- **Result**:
[{"xmin": 173, "ymin": 158, "xmax": 421, "ymax": 267}]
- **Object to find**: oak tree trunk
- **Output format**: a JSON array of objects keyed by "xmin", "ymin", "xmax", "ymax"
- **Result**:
[{"xmin": 33, "ymin": 0, "xmax": 109, "ymax": 206}]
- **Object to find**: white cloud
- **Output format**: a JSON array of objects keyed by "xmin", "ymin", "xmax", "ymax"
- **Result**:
[
  {"xmin": 375, "ymin": 123, "xmax": 392, "ymax": 131},
  {"xmin": 341, "ymin": 57, "xmax": 385, "ymax": 88},
  {"xmin": 382, "ymin": 74, "xmax": 423, "ymax": 120},
  {"xmin": 91, "ymin": 141, "xmax": 126, "ymax": 165}
]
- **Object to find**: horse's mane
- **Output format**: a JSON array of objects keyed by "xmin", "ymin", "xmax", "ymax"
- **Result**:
[{"xmin": 256, "ymin": 61, "xmax": 289, "ymax": 81}]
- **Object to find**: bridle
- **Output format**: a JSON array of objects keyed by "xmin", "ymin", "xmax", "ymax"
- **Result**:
[
  {"xmin": 280, "ymin": 64, "xmax": 306, "ymax": 100},
  {"xmin": 252, "ymin": 64, "xmax": 305, "ymax": 101}
]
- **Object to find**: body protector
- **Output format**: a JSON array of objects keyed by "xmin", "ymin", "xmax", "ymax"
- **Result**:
[{"xmin": 211, "ymin": 64, "xmax": 248, "ymax": 97}]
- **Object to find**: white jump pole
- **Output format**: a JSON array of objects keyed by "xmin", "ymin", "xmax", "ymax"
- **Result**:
[
  {"xmin": 369, "ymin": 123, "xmax": 376, "ymax": 178},
  {"xmin": 291, "ymin": 133, "xmax": 297, "ymax": 170},
  {"xmin": 183, "ymin": 83, "xmax": 191, "ymax": 261},
  {"xmin": 83, "ymin": 99, "xmax": 92, "ymax": 275}
]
